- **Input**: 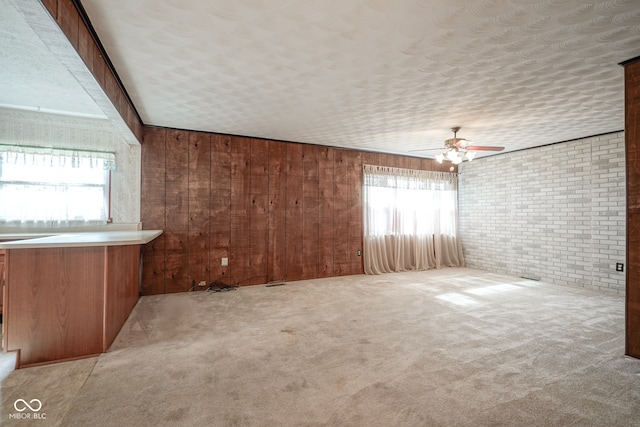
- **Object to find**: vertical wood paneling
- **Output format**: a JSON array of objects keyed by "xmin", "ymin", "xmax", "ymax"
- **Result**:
[
  {"xmin": 91, "ymin": 43, "xmax": 106, "ymax": 89},
  {"xmin": 425, "ymin": 158, "xmax": 438, "ymax": 171},
  {"xmin": 140, "ymin": 127, "xmax": 449, "ymax": 294},
  {"xmin": 347, "ymin": 150, "xmax": 364, "ymax": 274},
  {"xmin": 625, "ymin": 59, "xmax": 640, "ymax": 357},
  {"xmin": 77, "ymin": 17, "xmax": 93, "ymax": 71},
  {"xmin": 165, "ymin": 130, "xmax": 190, "ymax": 293},
  {"xmin": 248, "ymin": 139, "xmax": 269, "ymax": 285},
  {"xmin": 56, "ymin": 0, "xmax": 79, "ymax": 50},
  {"xmin": 210, "ymin": 135, "xmax": 231, "ymax": 283},
  {"xmin": 626, "ymin": 61, "xmax": 640, "ymax": 211},
  {"xmin": 230, "ymin": 138, "xmax": 252, "ymax": 285},
  {"xmin": 42, "ymin": 0, "xmax": 58, "ymax": 19},
  {"xmin": 410, "ymin": 157, "xmax": 426, "ymax": 170},
  {"xmin": 318, "ymin": 147, "xmax": 335, "ymax": 277},
  {"xmin": 627, "ymin": 214, "xmax": 640, "ymax": 355},
  {"xmin": 302, "ymin": 145, "xmax": 320, "ymax": 279},
  {"xmin": 141, "ymin": 127, "xmax": 166, "ymax": 296},
  {"xmin": 333, "ymin": 149, "xmax": 351, "ymax": 276},
  {"xmin": 188, "ymin": 132, "xmax": 211, "ymax": 289},
  {"xmin": 362, "ymin": 152, "xmax": 378, "ymax": 166},
  {"xmin": 378, "ymin": 153, "xmax": 401, "ymax": 168},
  {"xmin": 286, "ymin": 144, "xmax": 304, "ymax": 281},
  {"xmin": 268, "ymin": 142, "xmax": 287, "ymax": 282},
  {"xmin": 397, "ymin": 155, "xmax": 412, "ymax": 169}
]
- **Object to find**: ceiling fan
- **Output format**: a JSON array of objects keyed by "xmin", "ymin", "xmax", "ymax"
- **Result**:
[{"xmin": 411, "ymin": 127, "xmax": 504, "ymax": 164}]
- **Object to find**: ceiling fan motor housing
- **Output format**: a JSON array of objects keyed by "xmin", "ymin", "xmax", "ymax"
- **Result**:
[{"xmin": 445, "ymin": 137, "xmax": 466, "ymax": 148}]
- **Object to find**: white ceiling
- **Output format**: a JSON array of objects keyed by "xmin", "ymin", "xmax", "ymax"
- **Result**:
[
  {"xmin": 0, "ymin": 0, "xmax": 106, "ymax": 117},
  {"xmin": 4, "ymin": 0, "xmax": 640, "ymax": 157},
  {"xmin": 0, "ymin": 0, "xmax": 138, "ymax": 145}
]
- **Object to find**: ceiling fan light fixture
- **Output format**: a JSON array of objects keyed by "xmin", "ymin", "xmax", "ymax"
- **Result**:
[
  {"xmin": 411, "ymin": 127, "xmax": 504, "ymax": 166},
  {"xmin": 430, "ymin": 127, "xmax": 504, "ymax": 166}
]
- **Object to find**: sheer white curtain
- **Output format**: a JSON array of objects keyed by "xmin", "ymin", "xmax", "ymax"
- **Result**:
[
  {"xmin": 0, "ymin": 145, "xmax": 115, "ymax": 228},
  {"xmin": 363, "ymin": 164, "xmax": 464, "ymax": 275}
]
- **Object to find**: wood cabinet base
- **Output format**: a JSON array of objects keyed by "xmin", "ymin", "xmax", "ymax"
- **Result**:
[{"xmin": 3, "ymin": 245, "xmax": 140, "ymax": 368}]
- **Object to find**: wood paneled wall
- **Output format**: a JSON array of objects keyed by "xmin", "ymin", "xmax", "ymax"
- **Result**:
[
  {"xmin": 41, "ymin": 0, "xmax": 143, "ymax": 141},
  {"xmin": 141, "ymin": 126, "xmax": 451, "ymax": 294},
  {"xmin": 625, "ymin": 58, "xmax": 640, "ymax": 358}
]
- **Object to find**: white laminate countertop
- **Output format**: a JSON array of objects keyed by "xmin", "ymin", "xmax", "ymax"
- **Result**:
[{"xmin": 0, "ymin": 230, "xmax": 163, "ymax": 249}]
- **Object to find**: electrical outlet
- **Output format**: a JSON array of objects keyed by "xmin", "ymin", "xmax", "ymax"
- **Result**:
[
  {"xmin": 198, "ymin": 281, "xmax": 207, "ymax": 287},
  {"xmin": 616, "ymin": 263, "xmax": 624, "ymax": 272},
  {"xmin": 221, "ymin": 257, "xmax": 228, "ymax": 266}
]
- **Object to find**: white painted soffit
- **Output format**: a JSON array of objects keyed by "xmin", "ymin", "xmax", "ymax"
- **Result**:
[{"xmin": 1, "ymin": 0, "xmax": 139, "ymax": 145}]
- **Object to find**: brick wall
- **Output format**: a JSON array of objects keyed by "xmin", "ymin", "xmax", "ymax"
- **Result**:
[{"xmin": 459, "ymin": 132, "xmax": 625, "ymax": 293}]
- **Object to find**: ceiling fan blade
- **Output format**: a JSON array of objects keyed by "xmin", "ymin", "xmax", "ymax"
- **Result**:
[
  {"xmin": 408, "ymin": 147, "xmax": 444, "ymax": 152},
  {"xmin": 466, "ymin": 146, "xmax": 505, "ymax": 151}
]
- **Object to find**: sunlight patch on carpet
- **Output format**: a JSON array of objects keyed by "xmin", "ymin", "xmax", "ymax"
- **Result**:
[{"xmin": 435, "ymin": 292, "xmax": 478, "ymax": 306}]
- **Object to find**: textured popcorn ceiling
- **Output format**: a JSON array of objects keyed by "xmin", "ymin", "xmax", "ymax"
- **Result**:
[
  {"xmin": 8, "ymin": 0, "xmax": 640, "ymax": 157},
  {"xmin": 1, "ymin": 0, "xmax": 141, "ymax": 147},
  {"xmin": 0, "ymin": 0, "xmax": 106, "ymax": 118}
]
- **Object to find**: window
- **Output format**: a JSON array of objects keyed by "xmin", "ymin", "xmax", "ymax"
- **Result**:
[
  {"xmin": 362, "ymin": 165, "xmax": 464, "ymax": 274},
  {"xmin": 365, "ymin": 180, "xmax": 458, "ymax": 237},
  {"xmin": 0, "ymin": 145, "xmax": 115, "ymax": 228}
]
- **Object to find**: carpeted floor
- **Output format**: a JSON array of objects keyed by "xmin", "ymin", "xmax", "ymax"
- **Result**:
[{"xmin": 2, "ymin": 267, "xmax": 640, "ymax": 426}]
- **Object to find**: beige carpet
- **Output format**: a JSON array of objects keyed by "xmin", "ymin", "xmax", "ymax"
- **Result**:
[{"xmin": 2, "ymin": 267, "xmax": 640, "ymax": 426}]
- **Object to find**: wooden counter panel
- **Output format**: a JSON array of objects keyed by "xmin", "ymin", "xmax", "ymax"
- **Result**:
[
  {"xmin": 5, "ymin": 247, "xmax": 104, "ymax": 367},
  {"xmin": 104, "ymin": 245, "xmax": 141, "ymax": 351}
]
